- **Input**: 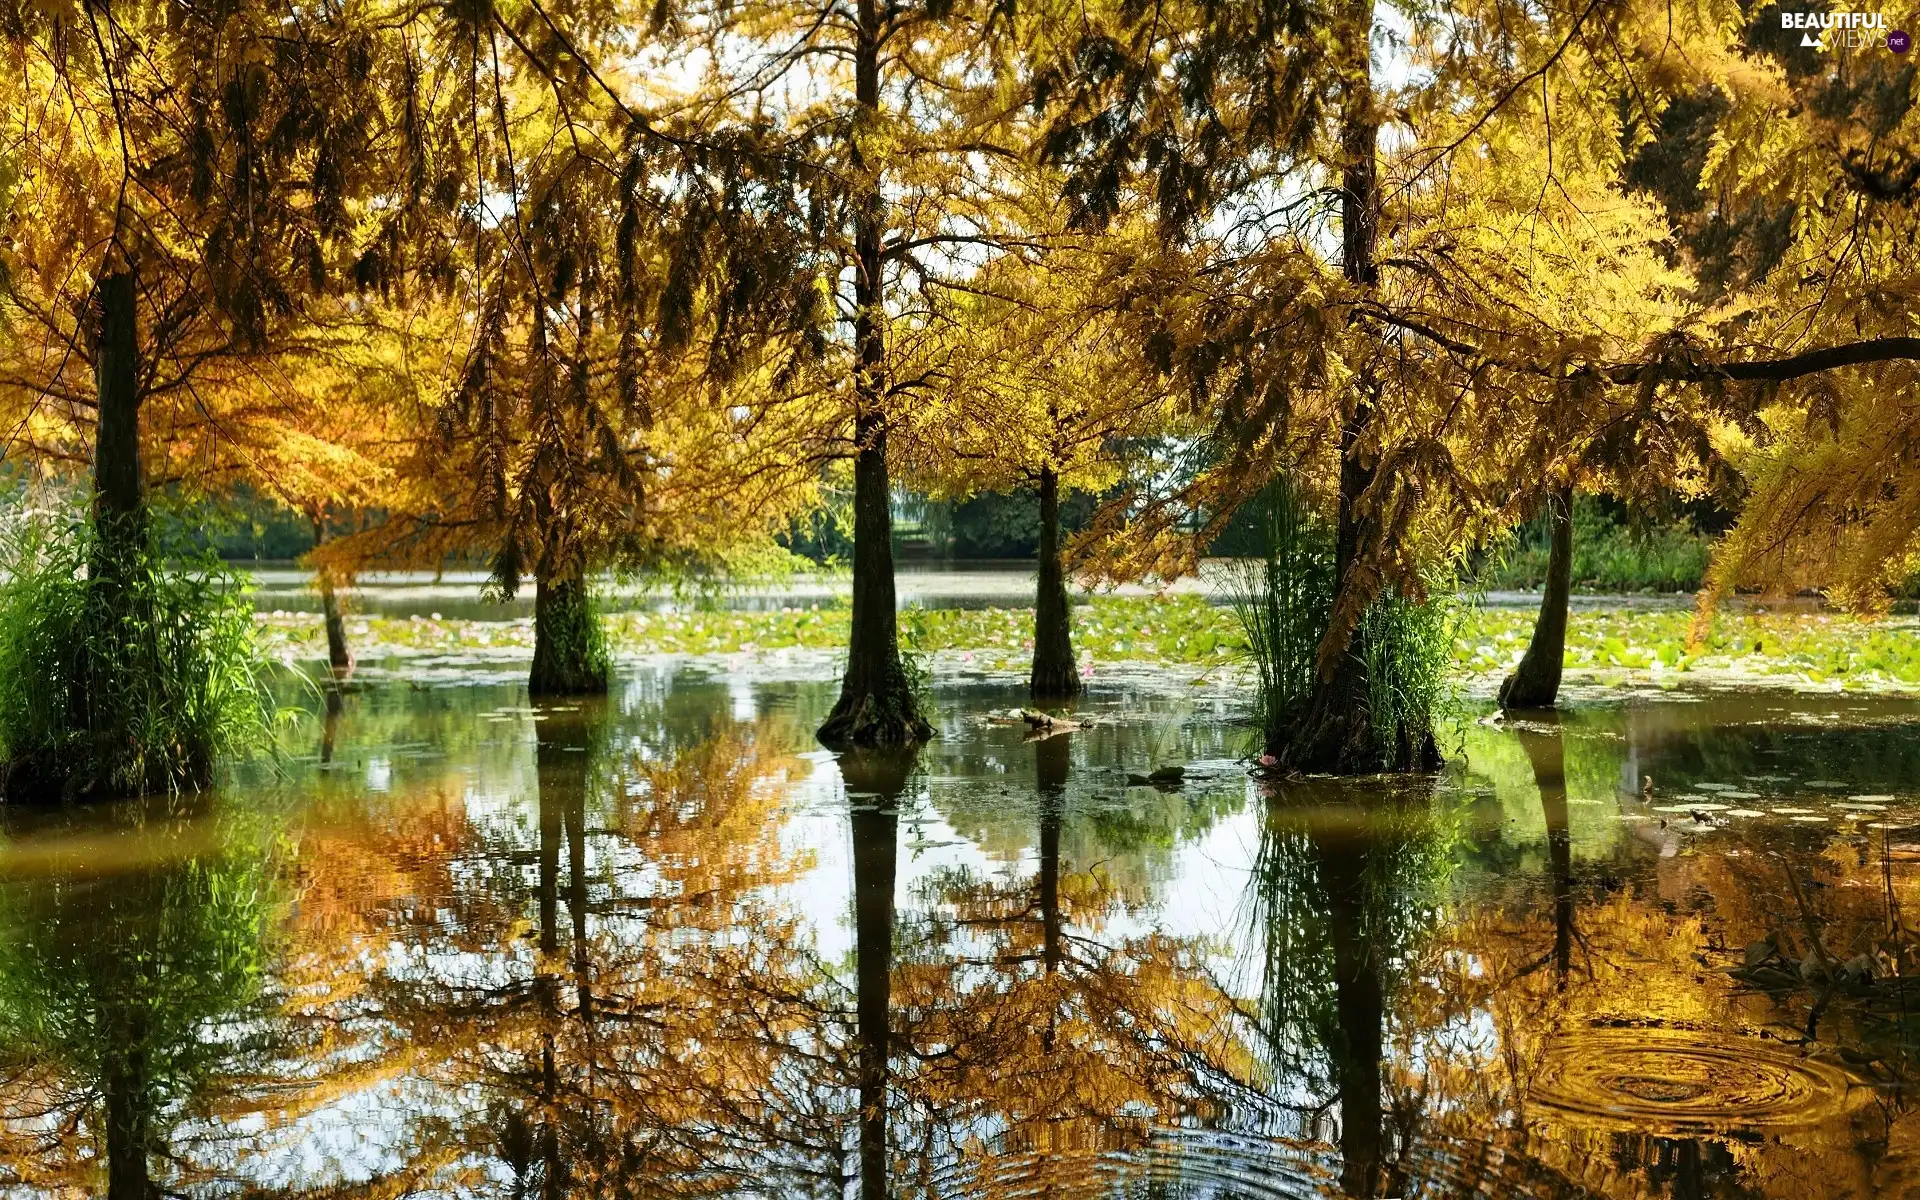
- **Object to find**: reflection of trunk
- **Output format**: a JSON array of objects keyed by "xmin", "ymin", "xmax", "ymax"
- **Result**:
[
  {"xmin": 564, "ymin": 743, "xmax": 592, "ymax": 1022},
  {"xmin": 817, "ymin": 0, "xmax": 930, "ymax": 751},
  {"xmin": 843, "ymin": 750, "xmax": 913, "ymax": 1200},
  {"xmin": 1030, "ymin": 468, "xmax": 1081, "ymax": 700},
  {"xmin": 1316, "ymin": 817, "xmax": 1384, "ymax": 1199},
  {"xmin": 1500, "ymin": 487, "xmax": 1573, "ymax": 710},
  {"xmin": 102, "ymin": 1006, "xmax": 153, "ymax": 1200},
  {"xmin": 320, "ymin": 685, "xmax": 344, "ymax": 765},
  {"xmin": 530, "ymin": 558, "xmax": 608, "ymax": 697},
  {"xmin": 311, "ymin": 518, "xmax": 354, "ymax": 676},
  {"xmin": 1518, "ymin": 717, "xmax": 1575, "ymax": 986},
  {"xmin": 1280, "ymin": 0, "xmax": 1435, "ymax": 777},
  {"xmin": 532, "ymin": 709, "xmax": 593, "ymax": 1199},
  {"xmin": 1034, "ymin": 732, "xmax": 1069, "ymax": 975}
]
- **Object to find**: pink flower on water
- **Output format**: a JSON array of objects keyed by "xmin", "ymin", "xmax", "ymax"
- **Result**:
[{"xmin": 1258, "ymin": 754, "xmax": 1277, "ymax": 767}]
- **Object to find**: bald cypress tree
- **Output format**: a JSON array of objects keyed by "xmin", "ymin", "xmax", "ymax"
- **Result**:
[{"xmin": 0, "ymin": 0, "xmax": 422, "ymax": 794}]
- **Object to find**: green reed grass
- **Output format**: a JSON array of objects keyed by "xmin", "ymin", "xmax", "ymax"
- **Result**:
[
  {"xmin": 1223, "ymin": 479, "xmax": 1334, "ymax": 746},
  {"xmin": 1225, "ymin": 477, "xmax": 1459, "ymax": 765},
  {"xmin": 0, "ymin": 509, "xmax": 273, "ymax": 799}
]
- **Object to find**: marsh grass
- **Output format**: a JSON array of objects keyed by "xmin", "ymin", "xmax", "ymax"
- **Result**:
[
  {"xmin": 1223, "ymin": 480, "xmax": 1334, "ymax": 746},
  {"xmin": 0, "ymin": 509, "xmax": 273, "ymax": 800},
  {"xmin": 1224, "ymin": 478, "xmax": 1460, "ymax": 764},
  {"xmin": 1360, "ymin": 586, "xmax": 1465, "ymax": 761}
]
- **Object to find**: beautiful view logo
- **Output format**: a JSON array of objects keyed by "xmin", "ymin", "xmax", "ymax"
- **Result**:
[{"xmin": 1780, "ymin": 10, "xmax": 1910, "ymax": 51}]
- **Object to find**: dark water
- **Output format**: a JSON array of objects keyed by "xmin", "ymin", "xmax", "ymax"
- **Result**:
[{"xmin": 3, "ymin": 669, "xmax": 1920, "ymax": 1197}]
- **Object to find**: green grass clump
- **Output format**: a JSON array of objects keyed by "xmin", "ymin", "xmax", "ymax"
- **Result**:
[
  {"xmin": 1223, "ymin": 479, "xmax": 1334, "ymax": 746},
  {"xmin": 0, "ymin": 511, "xmax": 272, "ymax": 799},
  {"xmin": 1222, "ymin": 477, "xmax": 1459, "ymax": 767}
]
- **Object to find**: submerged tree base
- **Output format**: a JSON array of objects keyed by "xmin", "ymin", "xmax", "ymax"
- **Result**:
[
  {"xmin": 1277, "ymin": 696, "xmax": 1443, "ymax": 777},
  {"xmin": 817, "ymin": 686, "xmax": 934, "ymax": 750},
  {"xmin": 529, "ymin": 574, "xmax": 612, "ymax": 697}
]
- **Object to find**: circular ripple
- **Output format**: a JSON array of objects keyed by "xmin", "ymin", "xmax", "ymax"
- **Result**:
[{"xmin": 1531, "ymin": 1026, "xmax": 1866, "ymax": 1135}]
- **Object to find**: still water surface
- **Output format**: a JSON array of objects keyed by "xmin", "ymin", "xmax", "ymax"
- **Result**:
[{"xmin": 2, "ymin": 667, "xmax": 1919, "ymax": 1197}]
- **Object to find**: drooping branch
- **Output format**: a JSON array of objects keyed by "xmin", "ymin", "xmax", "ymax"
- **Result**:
[{"xmin": 1365, "ymin": 305, "xmax": 1920, "ymax": 387}]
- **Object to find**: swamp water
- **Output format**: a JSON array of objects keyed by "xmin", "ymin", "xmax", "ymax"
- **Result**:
[{"xmin": 2, "ymin": 666, "xmax": 1920, "ymax": 1197}]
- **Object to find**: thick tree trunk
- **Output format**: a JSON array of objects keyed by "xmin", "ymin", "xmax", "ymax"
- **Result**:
[
  {"xmin": 844, "ymin": 750, "xmax": 910, "ymax": 1200},
  {"xmin": 818, "ymin": 0, "xmax": 930, "ymax": 750},
  {"xmin": 1029, "ymin": 468, "xmax": 1081, "ymax": 700},
  {"xmin": 529, "ymin": 562, "xmax": 609, "ymax": 697},
  {"xmin": 67, "ymin": 266, "xmax": 168, "ymax": 797},
  {"xmin": 90, "ymin": 269, "xmax": 146, "ymax": 589},
  {"xmin": 1500, "ymin": 486, "xmax": 1574, "ymax": 710},
  {"xmin": 1277, "ymin": 0, "xmax": 1437, "ymax": 776}
]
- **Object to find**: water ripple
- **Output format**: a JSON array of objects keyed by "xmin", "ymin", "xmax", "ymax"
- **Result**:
[{"xmin": 1530, "ymin": 1025, "xmax": 1868, "ymax": 1135}]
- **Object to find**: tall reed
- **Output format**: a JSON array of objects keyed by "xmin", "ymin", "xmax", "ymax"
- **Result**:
[
  {"xmin": 0, "ymin": 506, "xmax": 272, "ymax": 799},
  {"xmin": 1226, "ymin": 476, "xmax": 1459, "ymax": 767},
  {"xmin": 1224, "ymin": 478, "xmax": 1334, "ymax": 748}
]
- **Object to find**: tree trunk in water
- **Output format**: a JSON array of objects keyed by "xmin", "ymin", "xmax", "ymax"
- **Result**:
[
  {"xmin": 1275, "ymin": 0, "xmax": 1436, "ymax": 777},
  {"xmin": 311, "ymin": 519, "xmax": 354, "ymax": 677},
  {"xmin": 320, "ymin": 685, "xmax": 344, "ymax": 765},
  {"xmin": 1029, "ymin": 468, "xmax": 1081, "ymax": 700},
  {"xmin": 844, "ymin": 750, "xmax": 910, "ymax": 1200},
  {"xmin": 529, "ymin": 563, "xmax": 609, "ymax": 697},
  {"xmin": 818, "ymin": 0, "xmax": 930, "ymax": 750},
  {"xmin": 1500, "ymin": 486, "xmax": 1574, "ymax": 710}
]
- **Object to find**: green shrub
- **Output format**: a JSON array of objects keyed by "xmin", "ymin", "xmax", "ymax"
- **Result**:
[{"xmin": 0, "ymin": 509, "xmax": 272, "ymax": 799}]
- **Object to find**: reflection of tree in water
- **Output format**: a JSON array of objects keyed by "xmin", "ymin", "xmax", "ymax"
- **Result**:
[
  {"xmin": 0, "ymin": 798, "xmax": 278, "ymax": 1197},
  {"xmin": 894, "ymin": 731, "xmax": 1261, "ymax": 1192},
  {"xmin": 1411, "ymin": 715, "xmax": 1920, "ymax": 1199},
  {"xmin": 1247, "ymin": 778, "xmax": 1457, "ymax": 1198},
  {"xmin": 328, "ymin": 708, "xmax": 856, "ymax": 1197}
]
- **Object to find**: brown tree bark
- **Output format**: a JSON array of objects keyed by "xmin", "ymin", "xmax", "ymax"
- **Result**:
[
  {"xmin": 1499, "ymin": 486, "xmax": 1574, "ymax": 710},
  {"xmin": 1029, "ymin": 468, "xmax": 1081, "ymax": 700},
  {"xmin": 817, "ymin": 0, "xmax": 930, "ymax": 749},
  {"xmin": 90, "ymin": 269, "xmax": 146, "ymax": 581}
]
